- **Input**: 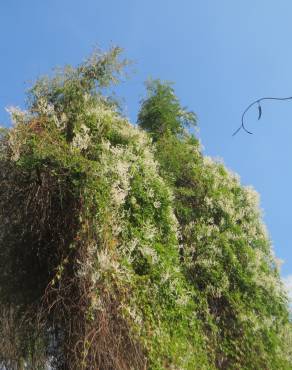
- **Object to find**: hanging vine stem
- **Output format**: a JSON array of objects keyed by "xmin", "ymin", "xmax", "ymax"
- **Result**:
[{"xmin": 232, "ymin": 96, "xmax": 292, "ymax": 136}]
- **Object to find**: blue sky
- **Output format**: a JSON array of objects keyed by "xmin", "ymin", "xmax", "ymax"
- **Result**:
[{"xmin": 1, "ymin": 0, "xmax": 292, "ymax": 297}]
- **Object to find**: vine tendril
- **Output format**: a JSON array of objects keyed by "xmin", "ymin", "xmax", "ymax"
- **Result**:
[{"xmin": 233, "ymin": 96, "xmax": 292, "ymax": 136}]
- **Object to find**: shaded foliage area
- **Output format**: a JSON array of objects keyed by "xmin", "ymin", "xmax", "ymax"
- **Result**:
[{"xmin": 0, "ymin": 48, "xmax": 291, "ymax": 369}]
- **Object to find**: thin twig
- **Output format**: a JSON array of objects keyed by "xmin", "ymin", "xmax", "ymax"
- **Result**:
[{"xmin": 233, "ymin": 96, "xmax": 292, "ymax": 136}]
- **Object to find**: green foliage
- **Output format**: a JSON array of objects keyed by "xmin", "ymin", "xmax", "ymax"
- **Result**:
[
  {"xmin": 138, "ymin": 80, "xmax": 292, "ymax": 369},
  {"xmin": 0, "ymin": 50, "xmax": 209, "ymax": 370},
  {"xmin": 0, "ymin": 52, "xmax": 290, "ymax": 370},
  {"xmin": 137, "ymin": 79, "xmax": 196, "ymax": 142}
]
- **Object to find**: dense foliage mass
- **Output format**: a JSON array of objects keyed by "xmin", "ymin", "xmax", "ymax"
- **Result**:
[{"xmin": 0, "ymin": 48, "xmax": 291, "ymax": 369}]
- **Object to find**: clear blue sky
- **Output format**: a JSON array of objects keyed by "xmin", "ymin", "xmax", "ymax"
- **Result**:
[{"xmin": 1, "ymin": 1, "xmax": 292, "ymax": 290}]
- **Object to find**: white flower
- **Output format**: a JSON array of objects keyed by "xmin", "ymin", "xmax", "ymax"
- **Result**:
[
  {"xmin": 111, "ymin": 184, "xmax": 128, "ymax": 206},
  {"xmin": 154, "ymin": 200, "xmax": 161, "ymax": 209},
  {"xmin": 5, "ymin": 106, "xmax": 27, "ymax": 125},
  {"xmin": 147, "ymin": 188, "xmax": 155, "ymax": 198},
  {"xmin": 141, "ymin": 245, "xmax": 158, "ymax": 264},
  {"xmin": 36, "ymin": 97, "xmax": 54, "ymax": 115},
  {"xmin": 97, "ymin": 249, "xmax": 120, "ymax": 274},
  {"xmin": 72, "ymin": 124, "xmax": 91, "ymax": 150},
  {"xmin": 283, "ymin": 275, "xmax": 292, "ymax": 303}
]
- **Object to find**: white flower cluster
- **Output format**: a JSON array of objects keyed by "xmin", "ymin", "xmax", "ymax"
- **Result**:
[
  {"xmin": 72, "ymin": 124, "xmax": 91, "ymax": 150},
  {"xmin": 36, "ymin": 97, "xmax": 55, "ymax": 116},
  {"xmin": 6, "ymin": 107, "xmax": 28, "ymax": 161},
  {"xmin": 180, "ymin": 152, "xmax": 285, "ymax": 310},
  {"xmin": 69, "ymin": 103, "xmax": 182, "ymax": 325},
  {"xmin": 5, "ymin": 106, "xmax": 27, "ymax": 125}
]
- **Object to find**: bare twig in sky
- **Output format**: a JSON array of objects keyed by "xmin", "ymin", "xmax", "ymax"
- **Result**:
[{"xmin": 233, "ymin": 96, "xmax": 292, "ymax": 136}]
